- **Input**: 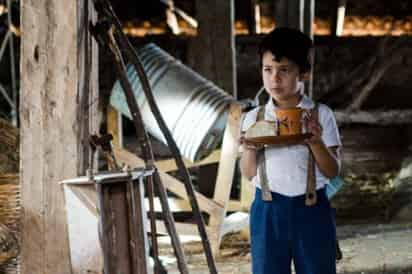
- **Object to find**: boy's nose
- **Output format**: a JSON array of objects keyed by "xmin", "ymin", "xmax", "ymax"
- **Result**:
[{"xmin": 272, "ymin": 71, "xmax": 281, "ymax": 82}]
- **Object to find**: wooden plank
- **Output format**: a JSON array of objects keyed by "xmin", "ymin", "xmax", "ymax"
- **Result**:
[
  {"xmin": 331, "ymin": 0, "xmax": 347, "ymax": 37},
  {"xmin": 20, "ymin": 0, "xmax": 79, "ymax": 273},
  {"xmin": 153, "ymin": 213, "xmax": 249, "ymax": 240},
  {"xmin": 240, "ymin": 176, "xmax": 255, "ymax": 211},
  {"xmin": 128, "ymin": 179, "xmax": 150, "ymax": 273},
  {"xmin": 152, "ymin": 221, "xmax": 220, "ymax": 237},
  {"xmin": 146, "ymin": 197, "xmax": 248, "ymax": 213},
  {"xmin": 113, "ymin": 147, "xmax": 223, "ymax": 216},
  {"xmin": 208, "ymin": 103, "xmax": 242, "ymax": 252},
  {"xmin": 155, "ymin": 149, "xmax": 222, "ymax": 172},
  {"xmin": 107, "ymin": 105, "xmax": 123, "ymax": 148},
  {"xmin": 64, "ymin": 185, "xmax": 102, "ymax": 274},
  {"xmin": 70, "ymin": 2, "xmax": 100, "ymax": 273},
  {"xmin": 188, "ymin": 0, "xmax": 237, "ymax": 97},
  {"xmin": 145, "ymin": 197, "xmax": 192, "ymax": 212},
  {"xmin": 77, "ymin": 0, "xmax": 99, "ymax": 174}
]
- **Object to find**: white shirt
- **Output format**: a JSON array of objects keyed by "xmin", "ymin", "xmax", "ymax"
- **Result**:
[{"xmin": 241, "ymin": 95, "xmax": 342, "ymax": 197}]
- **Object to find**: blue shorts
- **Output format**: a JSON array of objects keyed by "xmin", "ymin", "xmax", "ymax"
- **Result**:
[{"xmin": 250, "ymin": 188, "xmax": 336, "ymax": 274}]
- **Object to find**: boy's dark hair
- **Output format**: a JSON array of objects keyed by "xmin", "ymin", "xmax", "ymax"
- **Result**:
[{"xmin": 259, "ymin": 27, "xmax": 313, "ymax": 73}]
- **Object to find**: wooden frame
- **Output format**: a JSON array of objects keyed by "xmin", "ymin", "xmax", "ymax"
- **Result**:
[
  {"xmin": 108, "ymin": 103, "xmax": 251, "ymax": 253},
  {"xmin": 63, "ymin": 169, "xmax": 153, "ymax": 273}
]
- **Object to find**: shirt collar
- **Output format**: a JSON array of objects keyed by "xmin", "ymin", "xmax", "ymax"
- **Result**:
[{"xmin": 266, "ymin": 94, "xmax": 315, "ymax": 111}]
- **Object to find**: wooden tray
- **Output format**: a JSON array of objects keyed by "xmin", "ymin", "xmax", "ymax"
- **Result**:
[{"xmin": 245, "ymin": 133, "xmax": 312, "ymax": 146}]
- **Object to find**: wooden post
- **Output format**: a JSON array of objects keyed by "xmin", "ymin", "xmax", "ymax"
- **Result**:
[
  {"xmin": 331, "ymin": 0, "xmax": 347, "ymax": 37},
  {"xmin": 303, "ymin": 0, "xmax": 315, "ymax": 98},
  {"xmin": 20, "ymin": 0, "xmax": 98, "ymax": 273},
  {"xmin": 208, "ymin": 103, "xmax": 242, "ymax": 253},
  {"xmin": 188, "ymin": 0, "xmax": 237, "ymax": 97},
  {"xmin": 275, "ymin": 0, "xmax": 304, "ymax": 30},
  {"xmin": 98, "ymin": 176, "xmax": 150, "ymax": 274},
  {"xmin": 246, "ymin": 0, "xmax": 258, "ymax": 35}
]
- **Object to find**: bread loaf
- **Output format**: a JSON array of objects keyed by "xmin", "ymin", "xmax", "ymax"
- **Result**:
[{"xmin": 245, "ymin": 121, "xmax": 278, "ymax": 139}]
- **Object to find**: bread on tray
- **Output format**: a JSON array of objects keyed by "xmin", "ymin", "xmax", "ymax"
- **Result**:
[{"xmin": 244, "ymin": 121, "xmax": 278, "ymax": 139}]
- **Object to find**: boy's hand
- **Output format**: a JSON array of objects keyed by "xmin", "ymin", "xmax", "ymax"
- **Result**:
[
  {"xmin": 303, "ymin": 110, "xmax": 323, "ymax": 145},
  {"xmin": 238, "ymin": 134, "xmax": 263, "ymax": 150}
]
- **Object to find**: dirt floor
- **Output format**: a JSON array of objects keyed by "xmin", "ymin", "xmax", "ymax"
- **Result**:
[{"xmin": 159, "ymin": 222, "xmax": 412, "ymax": 274}]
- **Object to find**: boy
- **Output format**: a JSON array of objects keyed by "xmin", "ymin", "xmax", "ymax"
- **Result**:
[{"xmin": 240, "ymin": 27, "xmax": 341, "ymax": 274}]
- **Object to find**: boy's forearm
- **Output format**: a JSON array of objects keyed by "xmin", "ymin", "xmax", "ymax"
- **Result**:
[
  {"xmin": 240, "ymin": 149, "xmax": 258, "ymax": 180},
  {"xmin": 308, "ymin": 141, "xmax": 340, "ymax": 178}
]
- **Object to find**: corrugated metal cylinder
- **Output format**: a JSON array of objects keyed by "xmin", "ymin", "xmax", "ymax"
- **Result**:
[{"xmin": 110, "ymin": 43, "xmax": 234, "ymax": 162}]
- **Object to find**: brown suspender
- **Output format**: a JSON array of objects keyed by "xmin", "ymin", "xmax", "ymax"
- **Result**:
[
  {"xmin": 305, "ymin": 104, "xmax": 318, "ymax": 206},
  {"xmin": 256, "ymin": 107, "xmax": 273, "ymax": 201},
  {"xmin": 256, "ymin": 104, "xmax": 319, "ymax": 206}
]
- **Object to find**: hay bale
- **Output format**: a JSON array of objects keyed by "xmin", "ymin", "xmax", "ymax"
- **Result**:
[
  {"xmin": 0, "ymin": 174, "xmax": 20, "ymax": 273},
  {"xmin": 0, "ymin": 223, "xmax": 19, "ymax": 265},
  {"xmin": 0, "ymin": 118, "xmax": 19, "ymax": 173}
]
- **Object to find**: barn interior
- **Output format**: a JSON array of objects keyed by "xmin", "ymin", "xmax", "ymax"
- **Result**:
[{"xmin": 0, "ymin": 0, "xmax": 412, "ymax": 273}]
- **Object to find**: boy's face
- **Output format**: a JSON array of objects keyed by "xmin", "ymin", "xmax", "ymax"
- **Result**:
[{"xmin": 261, "ymin": 51, "xmax": 302, "ymax": 103}]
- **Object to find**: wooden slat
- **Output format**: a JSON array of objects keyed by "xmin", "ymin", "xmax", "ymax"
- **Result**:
[
  {"xmin": 155, "ymin": 149, "xmax": 222, "ymax": 172},
  {"xmin": 153, "ymin": 213, "xmax": 249, "ymax": 240},
  {"xmin": 113, "ymin": 147, "xmax": 223, "ymax": 216},
  {"xmin": 145, "ymin": 197, "xmax": 191, "ymax": 212},
  {"xmin": 240, "ymin": 176, "xmax": 255, "ymax": 211},
  {"xmin": 107, "ymin": 105, "xmax": 123, "ymax": 148},
  {"xmin": 209, "ymin": 103, "xmax": 243, "ymax": 251}
]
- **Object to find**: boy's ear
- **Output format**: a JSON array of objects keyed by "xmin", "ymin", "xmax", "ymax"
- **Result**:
[{"xmin": 300, "ymin": 72, "xmax": 311, "ymax": 81}]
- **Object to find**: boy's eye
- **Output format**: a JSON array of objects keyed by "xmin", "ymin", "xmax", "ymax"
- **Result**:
[
  {"xmin": 263, "ymin": 68, "xmax": 272, "ymax": 73},
  {"xmin": 279, "ymin": 68, "xmax": 289, "ymax": 73}
]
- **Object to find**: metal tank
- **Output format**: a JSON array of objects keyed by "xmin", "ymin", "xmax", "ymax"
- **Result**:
[{"xmin": 110, "ymin": 43, "xmax": 234, "ymax": 162}]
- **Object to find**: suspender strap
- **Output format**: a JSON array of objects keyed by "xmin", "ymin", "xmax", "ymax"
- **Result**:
[
  {"xmin": 305, "ymin": 103, "xmax": 318, "ymax": 206},
  {"xmin": 255, "ymin": 104, "xmax": 319, "ymax": 205},
  {"xmin": 256, "ymin": 107, "xmax": 272, "ymax": 201}
]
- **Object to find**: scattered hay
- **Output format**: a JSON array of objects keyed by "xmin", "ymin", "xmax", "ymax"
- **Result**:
[{"xmin": 0, "ymin": 118, "xmax": 18, "ymax": 173}]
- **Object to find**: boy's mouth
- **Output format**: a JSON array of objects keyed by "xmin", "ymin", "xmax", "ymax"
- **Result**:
[{"xmin": 270, "ymin": 87, "xmax": 283, "ymax": 92}]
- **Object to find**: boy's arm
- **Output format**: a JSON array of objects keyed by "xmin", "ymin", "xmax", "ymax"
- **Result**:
[
  {"xmin": 239, "ymin": 136, "xmax": 259, "ymax": 180},
  {"xmin": 308, "ymin": 143, "xmax": 340, "ymax": 178},
  {"xmin": 305, "ymin": 105, "xmax": 341, "ymax": 178}
]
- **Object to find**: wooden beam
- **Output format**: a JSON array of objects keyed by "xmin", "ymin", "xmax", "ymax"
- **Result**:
[
  {"xmin": 188, "ymin": 0, "xmax": 237, "ymax": 97},
  {"xmin": 113, "ymin": 147, "xmax": 223, "ymax": 216},
  {"xmin": 303, "ymin": 0, "xmax": 315, "ymax": 98},
  {"xmin": 303, "ymin": 0, "xmax": 315, "ymax": 38},
  {"xmin": 165, "ymin": 0, "xmax": 181, "ymax": 35},
  {"xmin": 208, "ymin": 103, "xmax": 242, "ymax": 252},
  {"xmin": 246, "ymin": 0, "xmax": 258, "ymax": 34},
  {"xmin": 155, "ymin": 149, "xmax": 222, "ymax": 172},
  {"xmin": 143, "ymin": 197, "xmax": 248, "ymax": 213},
  {"xmin": 335, "ymin": 109, "xmax": 412, "ymax": 125},
  {"xmin": 331, "ymin": 0, "xmax": 347, "ymax": 37},
  {"xmin": 240, "ymin": 176, "xmax": 255, "ymax": 211},
  {"xmin": 20, "ymin": 0, "xmax": 98, "ymax": 273},
  {"xmin": 107, "ymin": 105, "xmax": 123, "ymax": 148},
  {"xmin": 275, "ymin": 0, "xmax": 304, "ymax": 30}
]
